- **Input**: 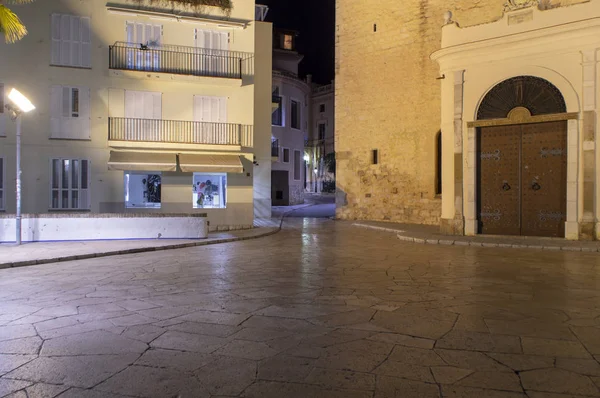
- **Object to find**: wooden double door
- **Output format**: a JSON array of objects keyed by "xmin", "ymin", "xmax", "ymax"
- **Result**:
[{"xmin": 477, "ymin": 121, "xmax": 567, "ymax": 237}]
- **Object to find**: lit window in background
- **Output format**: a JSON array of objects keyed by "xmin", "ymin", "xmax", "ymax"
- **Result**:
[{"xmin": 283, "ymin": 34, "xmax": 293, "ymax": 50}]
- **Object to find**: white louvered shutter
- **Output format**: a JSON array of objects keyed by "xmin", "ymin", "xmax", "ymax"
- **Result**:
[
  {"xmin": 125, "ymin": 90, "xmax": 135, "ymax": 118},
  {"xmin": 151, "ymin": 92, "xmax": 161, "ymax": 119},
  {"xmin": 60, "ymin": 16, "xmax": 71, "ymax": 66},
  {"xmin": 70, "ymin": 17, "xmax": 80, "ymax": 67},
  {"xmin": 80, "ymin": 18, "xmax": 91, "ymax": 67},
  {"xmin": 218, "ymin": 98, "xmax": 227, "ymax": 123},
  {"xmin": 79, "ymin": 87, "xmax": 91, "ymax": 139},
  {"xmin": 202, "ymin": 97, "xmax": 211, "ymax": 122},
  {"xmin": 50, "ymin": 86, "xmax": 63, "ymax": 138},
  {"xmin": 51, "ymin": 14, "xmax": 61, "ymax": 65},
  {"xmin": 126, "ymin": 22, "xmax": 134, "ymax": 43}
]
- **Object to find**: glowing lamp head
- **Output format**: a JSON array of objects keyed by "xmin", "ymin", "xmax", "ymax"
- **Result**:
[{"xmin": 8, "ymin": 89, "xmax": 35, "ymax": 113}]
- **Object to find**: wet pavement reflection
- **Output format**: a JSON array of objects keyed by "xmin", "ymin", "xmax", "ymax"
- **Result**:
[{"xmin": 0, "ymin": 218, "xmax": 599, "ymax": 397}]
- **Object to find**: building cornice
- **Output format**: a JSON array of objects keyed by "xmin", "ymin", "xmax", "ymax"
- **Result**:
[
  {"xmin": 106, "ymin": 4, "xmax": 249, "ymax": 29},
  {"xmin": 432, "ymin": 17, "xmax": 600, "ymax": 70}
]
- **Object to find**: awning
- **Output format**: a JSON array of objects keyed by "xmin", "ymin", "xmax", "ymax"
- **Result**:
[
  {"xmin": 179, "ymin": 154, "xmax": 244, "ymax": 174},
  {"xmin": 108, "ymin": 151, "xmax": 177, "ymax": 172}
]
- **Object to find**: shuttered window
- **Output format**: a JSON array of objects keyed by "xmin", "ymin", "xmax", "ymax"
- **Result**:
[
  {"xmin": 125, "ymin": 90, "xmax": 162, "ymax": 120},
  {"xmin": 194, "ymin": 29, "xmax": 229, "ymax": 51},
  {"xmin": 51, "ymin": 14, "xmax": 91, "ymax": 68},
  {"xmin": 50, "ymin": 85, "xmax": 91, "ymax": 140},
  {"xmin": 50, "ymin": 158, "xmax": 91, "ymax": 210},
  {"xmin": 193, "ymin": 96, "xmax": 227, "ymax": 123},
  {"xmin": 125, "ymin": 22, "xmax": 162, "ymax": 71}
]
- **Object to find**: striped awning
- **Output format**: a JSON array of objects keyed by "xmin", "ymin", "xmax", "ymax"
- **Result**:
[
  {"xmin": 179, "ymin": 154, "xmax": 244, "ymax": 174},
  {"xmin": 108, "ymin": 151, "xmax": 177, "ymax": 172}
]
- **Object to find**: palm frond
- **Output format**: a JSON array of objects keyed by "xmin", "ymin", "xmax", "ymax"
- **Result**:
[{"xmin": 0, "ymin": 4, "xmax": 27, "ymax": 43}]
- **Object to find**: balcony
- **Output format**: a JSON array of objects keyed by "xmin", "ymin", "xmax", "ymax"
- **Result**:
[
  {"xmin": 108, "ymin": 42, "xmax": 253, "ymax": 80},
  {"xmin": 108, "ymin": 117, "xmax": 253, "ymax": 148}
]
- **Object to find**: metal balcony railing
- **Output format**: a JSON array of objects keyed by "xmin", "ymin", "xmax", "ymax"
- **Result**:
[
  {"xmin": 271, "ymin": 139, "xmax": 279, "ymax": 157},
  {"xmin": 108, "ymin": 42, "xmax": 253, "ymax": 79},
  {"xmin": 109, "ymin": 117, "xmax": 253, "ymax": 147}
]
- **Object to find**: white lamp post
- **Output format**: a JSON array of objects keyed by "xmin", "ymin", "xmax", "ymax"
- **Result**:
[{"xmin": 5, "ymin": 88, "xmax": 35, "ymax": 245}]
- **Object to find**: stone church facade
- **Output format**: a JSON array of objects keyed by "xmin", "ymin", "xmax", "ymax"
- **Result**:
[{"xmin": 336, "ymin": 0, "xmax": 600, "ymax": 240}]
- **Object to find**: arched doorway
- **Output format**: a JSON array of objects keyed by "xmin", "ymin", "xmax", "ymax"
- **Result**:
[{"xmin": 476, "ymin": 76, "xmax": 568, "ymax": 237}]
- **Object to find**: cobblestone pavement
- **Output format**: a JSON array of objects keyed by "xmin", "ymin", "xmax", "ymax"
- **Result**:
[{"xmin": 1, "ymin": 218, "xmax": 600, "ymax": 398}]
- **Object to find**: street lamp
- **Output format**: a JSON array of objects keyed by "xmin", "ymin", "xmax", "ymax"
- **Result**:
[{"xmin": 5, "ymin": 88, "xmax": 35, "ymax": 245}]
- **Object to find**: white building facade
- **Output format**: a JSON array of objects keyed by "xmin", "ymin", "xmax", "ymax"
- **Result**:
[
  {"xmin": 0, "ymin": 0, "xmax": 272, "ymax": 237},
  {"xmin": 270, "ymin": 30, "xmax": 309, "ymax": 206},
  {"xmin": 305, "ymin": 81, "xmax": 335, "ymax": 193}
]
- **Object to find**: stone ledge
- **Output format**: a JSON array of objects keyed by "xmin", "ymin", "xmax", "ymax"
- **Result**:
[
  {"xmin": 0, "ymin": 226, "xmax": 282, "ymax": 270},
  {"xmin": 352, "ymin": 222, "xmax": 600, "ymax": 252}
]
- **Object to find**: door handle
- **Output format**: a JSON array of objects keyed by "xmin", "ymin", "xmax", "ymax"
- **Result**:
[
  {"xmin": 502, "ymin": 183, "xmax": 511, "ymax": 191},
  {"xmin": 532, "ymin": 182, "xmax": 541, "ymax": 191}
]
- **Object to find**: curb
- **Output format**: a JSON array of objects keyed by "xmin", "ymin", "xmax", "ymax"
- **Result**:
[
  {"xmin": 353, "ymin": 223, "xmax": 600, "ymax": 253},
  {"xmin": 0, "ymin": 224, "xmax": 283, "ymax": 270}
]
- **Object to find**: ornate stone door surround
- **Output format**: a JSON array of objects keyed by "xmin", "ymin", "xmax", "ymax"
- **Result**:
[{"xmin": 431, "ymin": 1, "xmax": 600, "ymax": 240}]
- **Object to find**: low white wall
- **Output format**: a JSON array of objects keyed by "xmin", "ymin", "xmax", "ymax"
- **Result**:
[{"xmin": 0, "ymin": 214, "xmax": 208, "ymax": 243}]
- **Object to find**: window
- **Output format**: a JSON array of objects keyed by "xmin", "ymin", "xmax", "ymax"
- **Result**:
[
  {"xmin": 193, "ymin": 96, "xmax": 227, "ymax": 123},
  {"xmin": 318, "ymin": 123, "xmax": 326, "ymax": 141},
  {"xmin": 271, "ymin": 138, "xmax": 279, "ymax": 158},
  {"xmin": 319, "ymin": 104, "xmax": 325, "ymax": 113},
  {"xmin": 125, "ymin": 90, "xmax": 162, "ymax": 119},
  {"xmin": 272, "ymin": 95, "xmax": 283, "ymax": 126},
  {"xmin": 50, "ymin": 86, "xmax": 90, "ymax": 140},
  {"xmin": 193, "ymin": 173, "xmax": 227, "ymax": 209},
  {"xmin": 282, "ymin": 34, "xmax": 293, "ymax": 50},
  {"xmin": 124, "ymin": 173, "xmax": 161, "ymax": 209},
  {"xmin": 50, "ymin": 158, "xmax": 91, "ymax": 210},
  {"xmin": 126, "ymin": 22, "xmax": 162, "ymax": 71},
  {"xmin": 0, "ymin": 157, "xmax": 4, "ymax": 210},
  {"xmin": 51, "ymin": 14, "xmax": 91, "ymax": 68},
  {"xmin": 291, "ymin": 100, "xmax": 300, "ymax": 129},
  {"xmin": 372, "ymin": 149, "xmax": 379, "ymax": 165},
  {"xmin": 283, "ymin": 148, "xmax": 290, "ymax": 163},
  {"xmin": 0, "ymin": 83, "xmax": 5, "ymax": 137},
  {"xmin": 293, "ymin": 150, "xmax": 301, "ymax": 180}
]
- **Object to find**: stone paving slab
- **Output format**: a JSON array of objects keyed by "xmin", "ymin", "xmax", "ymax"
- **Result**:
[
  {"xmin": 352, "ymin": 221, "xmax": 600, "ymax": 252},
  {"xmin": 0, "ymin": 218, "xmax": 600, "ymax": 397},
  {"xmin": 0, "ymin": 220, "xmax": 281, "ymax": 269}
]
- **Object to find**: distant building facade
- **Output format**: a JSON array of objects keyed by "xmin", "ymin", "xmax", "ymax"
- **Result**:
[
  {"xmin": 336, "ymin": 0, "xmax": 600, "ymax": 240},
  {"xmin": 270, "ymin": 29, "xmax": 309, "ymax": 205},
  {"xmin": 306, "ymin": 81, "xmax": 335, "ymax": 193}
]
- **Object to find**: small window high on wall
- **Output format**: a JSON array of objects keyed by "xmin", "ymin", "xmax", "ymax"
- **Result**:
[{"xmin": 193, "ymin": 173, "xmax": 227, "ymax": 209}]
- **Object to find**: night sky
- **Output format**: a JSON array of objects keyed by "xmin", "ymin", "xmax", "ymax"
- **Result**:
[{"xmin": 260, "ymin": 0, "xmax": 335, "ymax": 85}]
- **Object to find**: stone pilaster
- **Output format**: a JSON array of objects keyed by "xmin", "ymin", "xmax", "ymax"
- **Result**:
[
  {"xmin": 441, "ymin": 70, "xmax": 466, "ymax": 235},
  {"xmin": 464, "ymin": 126, "xmax": 478, "ymax": 236},
  {"xmin": 581, "ymin": 50, "xmax": 597, "ymax": 240}
]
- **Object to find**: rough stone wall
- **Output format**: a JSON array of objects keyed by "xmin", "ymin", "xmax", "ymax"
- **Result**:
[
  {"xmin": 335, "ymin": 0, "xmax": 586, "ymax": 225},
  {"xmin": 290, "ymin": 184, "xmax": 305, "ymax": 205}
]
